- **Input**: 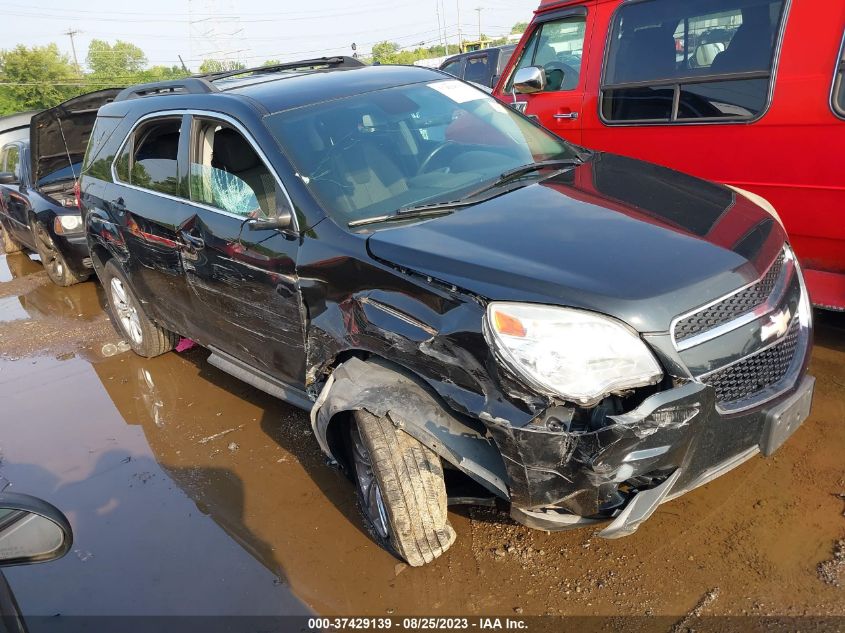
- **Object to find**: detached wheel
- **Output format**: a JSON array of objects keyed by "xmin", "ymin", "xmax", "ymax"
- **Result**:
[
  {"xmin": 102, "ymin": 260, "xmax": 178, "ymax": 358},
  {"xmin": 350, "ymin": 410, "xmax": 456, "ymax": 567},
  {"xmin": 30, "ymin": 219, "xmax": 86, "ymax": 286},
  {"xmin": 2, "ymin": 223, "xmax": 23, "ymax": 254}
]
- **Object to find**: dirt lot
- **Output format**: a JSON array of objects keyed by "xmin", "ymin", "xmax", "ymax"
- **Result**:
[{"xmin": 0, "ymin": 251, "xmax": 843, "ymax": 621}]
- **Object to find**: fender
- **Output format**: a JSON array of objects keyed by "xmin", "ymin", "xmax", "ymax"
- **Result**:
[{"xmin": 311, "ymin": 356, "xmax": 510, "ymax": 499}]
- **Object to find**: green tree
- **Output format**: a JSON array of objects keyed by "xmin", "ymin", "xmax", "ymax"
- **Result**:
[
  {"xmin": 0, "ymin": 44, "xmax": 79, "ymax": 115},
  {"xmin": 371, "ymin": 41, "xmax": 402, "ymax": 64},
  {"xmin": 86, "ymin": 39, "xmax": 147, "ymax": 79},
  {"xmin": 511, "ymin": 21, "xmax": 529, "ymax": 34},
  {"xmin": 198, "ymin": 59, "xmax": 246, "ymax": 73}
]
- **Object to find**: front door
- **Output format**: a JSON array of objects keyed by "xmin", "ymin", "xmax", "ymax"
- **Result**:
[
  {"xmin": 180, "ymin": 115, "xmax": 305, "ymax": 386},
  {"xmin": 503, "ymin": 2, "xmax": 594, "ymax": 144}
]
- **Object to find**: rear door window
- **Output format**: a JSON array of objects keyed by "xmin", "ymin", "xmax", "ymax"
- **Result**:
[
  {"xmin": 602, "ymin": 0, "xmax": 786, "ymax": 123},
  {"xmin": 833, "ymin": 29, "xmax": 845, "ymax": 118},
  {"xmin": 506, "ymin": 14, "xmax": 588, "ymax": 92},
  {"xmin": 115, "ymin": 118, "xmax": 182, "ymax": 196},
  {"xmin": 463, "ymin": 55, "xmax": 490, "ymax": 85}
]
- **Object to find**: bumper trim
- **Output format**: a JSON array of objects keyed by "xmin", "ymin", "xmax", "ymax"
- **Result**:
[{"xmin": 597, "ymin": 469, "xmax": 682, "ymax": 539}]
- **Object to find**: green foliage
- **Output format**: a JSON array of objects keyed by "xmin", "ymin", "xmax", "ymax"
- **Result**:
[
  {"xmin": 198, "ymin": 59, "xmax": 246, "ymax": 74},
  {"xmin": 0, "ymin": 44, "xmax": 79, "ymax": 115},
  {"xmin": 371, "ymin": 41, "xmax": 449, "ymax": 65},
  {"xmin": 87, "ymin": 39, "xmax": 147, "ymax": 79},
  {"xmin": 511, "ymin": 21, "xmax": 529, "ymax": 34}
]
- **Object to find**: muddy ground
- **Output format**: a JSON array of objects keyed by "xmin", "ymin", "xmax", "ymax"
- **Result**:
[{"xmin": 0, "ymin": 251, "xmax": 843, "ymax": 621}]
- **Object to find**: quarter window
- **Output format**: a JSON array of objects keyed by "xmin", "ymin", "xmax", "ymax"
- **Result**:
[
  {"xmin": 190, "ymin": 120, "xmax": 278, "ymax": 219},
  {"xmin": 2, "ymin": 145, "xmax": 20, "ymax": 180},
  {"xmin": 507, "ymin": 15, "xmax": 587, "ymax": 92},
  {"xmin": 602, "ymin": 0, "xmax": 786, "ymax": 123},
  {"xmin": 833, "ymin": 30, "xmax": 845, "ymax": 118},
  {"xmin": 115, "ymin": 118, "xmax": 182, "ymax": 196}
]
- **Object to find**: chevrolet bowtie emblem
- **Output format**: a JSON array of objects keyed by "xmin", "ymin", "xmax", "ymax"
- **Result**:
[{"xmin": 761, "ymin": 307, "xmax": 792, "ymax": 342}]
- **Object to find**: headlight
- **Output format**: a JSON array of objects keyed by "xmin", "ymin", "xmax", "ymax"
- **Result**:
[
  {"xmin": 486, "ymin": 302, "xmax": 663, "ymax": 406},
  {"xmin": 54, "ymin": 214, "xmax": 83, "ymax": 235}
]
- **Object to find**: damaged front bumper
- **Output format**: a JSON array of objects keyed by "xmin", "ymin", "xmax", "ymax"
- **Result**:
[{"xmin": 493, "ymin": 374, "xmax": 815, "ymax": 538}]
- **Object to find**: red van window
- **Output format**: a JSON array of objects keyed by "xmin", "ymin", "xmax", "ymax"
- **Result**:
[
  {"xmin": 601, "ymin": 0, "xmax": 786, "ymax": 123},
  {"xmin": 506, "ymin": 15, "xmax": 587, "ymax": 93}
]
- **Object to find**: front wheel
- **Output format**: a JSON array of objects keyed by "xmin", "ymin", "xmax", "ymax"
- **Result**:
[
  {"xmin": 102, "ymin": 260, "xmax": 178, "ymax": 358},
  {"xmin": 350, "ymin": 410, "xmax": 456, "ymax": 566}
]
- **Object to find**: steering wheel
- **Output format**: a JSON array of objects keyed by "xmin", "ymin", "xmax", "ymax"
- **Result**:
[
  {"xmin": 417, "ymin": 141, "xmax": 458, "ymax": 175},
  {"xmin": 543, "ymin": 61, "xmax": 580, "ymax": 91}
]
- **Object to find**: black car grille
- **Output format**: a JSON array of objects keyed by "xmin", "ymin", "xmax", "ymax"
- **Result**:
[
  {"xmin": 702, "ymin": 318, "xmax": 801, "ymax": 407},
  {"xmin": 675, "ymin": 252, "xmax": 785, "ymax": 342}
]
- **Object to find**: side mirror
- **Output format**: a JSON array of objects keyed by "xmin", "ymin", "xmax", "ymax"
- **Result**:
[
  {"xmin": 513, "ymin": 66, "xmax": 547, "ymax": 94},
  {"xmin": 0, "ymin": 172, "xmax": 18, "ymax": 185},
  {"xmin": 247, "ymin": 207, "xmax": 293, "ymax": 232},
  {"xmin": 0, "ymin": 492, "xmax": 73, "ymax": 567}
]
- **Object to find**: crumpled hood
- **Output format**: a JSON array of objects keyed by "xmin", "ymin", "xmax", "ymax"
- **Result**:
[
  {"xmin": 366, "ymin": 153, "xmax": 786, "ymax": 333},
  {"xmin": 30, "ymin": 89, "xmax": 120, "ymax": 187}
]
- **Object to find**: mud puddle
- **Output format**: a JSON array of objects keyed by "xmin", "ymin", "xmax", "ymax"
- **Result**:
[{"xmin": 0, "ymin": 253, "xmax": 843, "ymax": 618}]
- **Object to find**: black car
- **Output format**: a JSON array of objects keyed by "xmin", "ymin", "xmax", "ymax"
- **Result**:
[
  {"xmin": 79, "ymin": 57, "xmax": 814, "ymax": 567},
  {"xmin": 0, "ymin": 90, "xmax": 119, "ymax": 286},
  {"xmin": 439, "ymin": 45, "xmax": 516, "ymax": 89}
]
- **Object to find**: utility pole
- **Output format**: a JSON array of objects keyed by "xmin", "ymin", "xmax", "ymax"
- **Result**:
[
  {"xmin": 456, "ymin": 0, "xmax": 462, "ymax": 52},
  {"xmin": 64, "ymin": 28, "xmax": 82, "ymax": 75},
  {"xmin": 178, "ymin": 55, "xmax": 189, "ymax": 73},
  {"xmin": 475, "ymin": 7, "xmax": 484, "ymax": 42}
]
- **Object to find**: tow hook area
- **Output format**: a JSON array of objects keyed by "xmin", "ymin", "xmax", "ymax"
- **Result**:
[{"xmin": 596, "ymin": 469, "xmax": 682, "ymax": 539}]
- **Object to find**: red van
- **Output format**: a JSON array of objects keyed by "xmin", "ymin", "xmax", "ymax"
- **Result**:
[{"xmin": 494, "ymin": 0, "xmax": 845, "ymax": 310}]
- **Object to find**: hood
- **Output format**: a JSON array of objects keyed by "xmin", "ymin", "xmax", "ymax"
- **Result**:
[
  {"xmin": 366, "ymin": 153, "xmax": 786, "ymax": 333},
  {"xmin": 30, "ymin": 89, "xmax": 121, "ymax": 188}
]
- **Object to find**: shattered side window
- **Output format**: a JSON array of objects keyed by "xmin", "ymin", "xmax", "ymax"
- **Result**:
[{"xmin": 190, "ymin": 164, "xmax": 261, "ymax": 218}]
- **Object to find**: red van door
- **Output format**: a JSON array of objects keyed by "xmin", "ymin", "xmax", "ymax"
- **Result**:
[{"xmin": 501, "ymin": 1, "xmax": 595, "ymax": 144}]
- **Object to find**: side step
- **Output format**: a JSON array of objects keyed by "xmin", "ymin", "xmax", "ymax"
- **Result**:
[{"xmin": 207, "ymin": 346, "xmax": 312, "ymax": 411}]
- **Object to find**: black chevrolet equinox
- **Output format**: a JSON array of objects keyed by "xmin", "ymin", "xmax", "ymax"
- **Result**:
[{"xmin": 79, "ymin": 57, "xmax": 815, "ymax": 566}]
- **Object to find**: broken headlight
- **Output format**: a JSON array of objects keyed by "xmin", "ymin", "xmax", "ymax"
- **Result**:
[{"xmin": 486, "ymin": 302, "xmax": 663, "ymax": 406}]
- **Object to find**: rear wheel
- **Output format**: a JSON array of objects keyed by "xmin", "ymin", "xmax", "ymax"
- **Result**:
[
  {"xmin": 30, "ymin": 219, "xmax": 86, "ymax": 286},
  {"xmin": 102, "ymin": 260, "xmax": 178, "ymax": 358},
  {"xmin": 1, "ymin": 223, "xmax": 22, "ymax": 254},
  {"xmin": 350, "ymin": 410, "xmax": 456, "ymax": 566}
]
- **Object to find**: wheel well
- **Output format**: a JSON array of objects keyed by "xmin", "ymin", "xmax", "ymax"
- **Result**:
[{"xmin": 89, "ymin": 243, "xmax": 112, "ymax": 274}]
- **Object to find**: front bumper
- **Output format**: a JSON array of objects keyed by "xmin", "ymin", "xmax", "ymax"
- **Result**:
[{"xmin": 493, "ymin": 373, "xmax": 814, "ymax": 537}]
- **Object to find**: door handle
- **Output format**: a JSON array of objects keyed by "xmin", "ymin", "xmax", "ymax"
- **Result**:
[
  {"xmin": 553, "ymin": 112, "xmax": 579, "ymax": 120},
  {"xmin": 180, "ymin": 230, "xmax": 204, "ymax": 250}
]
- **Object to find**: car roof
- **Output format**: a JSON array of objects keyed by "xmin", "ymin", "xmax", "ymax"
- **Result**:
[{"xmin": 100, "ymin": 64, "xmax": 448, "ymax": 119}]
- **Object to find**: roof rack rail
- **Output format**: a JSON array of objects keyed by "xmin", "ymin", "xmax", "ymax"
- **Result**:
[
  {"xmin": 114, "ymin": 77, "xmax": 217, "ymax": 102},
  {"xmin": 113, "ymin": 56, "xmax": 365, "ymax": 102},
  {"xmin": 203, "ymin": 56, "xmax": 365, "ymax": 81}
]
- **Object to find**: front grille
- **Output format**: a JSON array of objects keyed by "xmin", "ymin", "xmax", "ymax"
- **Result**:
[
  {"xmin": 675, "ymin": 252, "xmax": 785, "ymax": 342},
  {"xmin": 702, "ymin": 318, "xmax": 800, "ymax": 406}
]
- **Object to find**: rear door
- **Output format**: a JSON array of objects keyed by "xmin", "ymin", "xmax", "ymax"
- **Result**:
[
  {"xmin": 109, "ymin": 114, "xmax": 198, "ymax": 337},
  {"xmin": 440, "ymin": 57, "xmax": 465, "ymax": 79},
  {"xmin": 463, "ymin": 52, "xmax": 494, "ymax": 87},
  {"xmin": 0, "ymin": 143, "xmax": 33, "ymax": 247},
  {"xmin": 180, "ymin": 114, "xmax": 305, "ymax": 386},
  {"xmin": 502, "ymin": 2, "xmax": 595, "ymax": 142}
]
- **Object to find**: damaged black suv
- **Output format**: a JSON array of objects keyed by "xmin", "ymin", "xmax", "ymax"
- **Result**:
[{"xmin": 80, "ymin": 57, "xmax": 814, "ymax": 566}]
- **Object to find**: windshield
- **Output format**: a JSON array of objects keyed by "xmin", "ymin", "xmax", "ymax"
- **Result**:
[{"xmin": 264, "ymin": 79, "xmax": 576, "ymax": 226}]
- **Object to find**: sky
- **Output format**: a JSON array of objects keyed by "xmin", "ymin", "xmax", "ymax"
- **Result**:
[{"xmin": 0, "ymin": 0, "xmax": 539, "ymax": 72}]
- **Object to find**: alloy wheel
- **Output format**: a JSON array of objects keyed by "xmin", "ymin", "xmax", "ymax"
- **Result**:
[{"xmin": 110, "ymin": 277, "xmax": 143, "ymax": 345}]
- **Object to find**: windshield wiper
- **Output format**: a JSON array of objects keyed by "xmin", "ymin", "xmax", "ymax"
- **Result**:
[
  {"xmin": 348, "ymin": 207, "xmax": 456, "ymax": 228},
  {"xmin": 348, "ymin": 157, "xmax": 585, "ymax": 229}
]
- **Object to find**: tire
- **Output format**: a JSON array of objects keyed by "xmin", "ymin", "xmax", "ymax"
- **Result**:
[
  {"xmin": 350, "ymin": 410, "xmax": 456, "ymax": 566},
  {"xmin": 1, "ymin": 223, "xmax": 23, "ymax": 254},
  {"xmin": 102, "ymin": 259, "xmax": 178, "ymax": 358},
  {"xmin": 29, "ymin": 218, "xmax": 87, "ymax": 286}
]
